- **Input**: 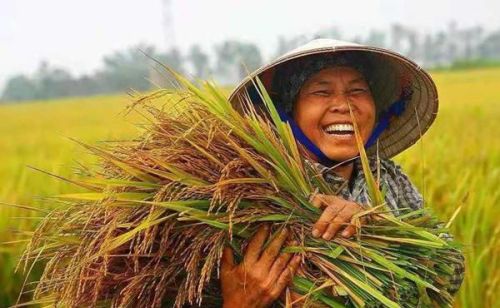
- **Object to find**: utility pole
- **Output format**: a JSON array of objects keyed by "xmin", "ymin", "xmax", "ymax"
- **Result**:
[
  {"xmin": 162, "ymin": 0, "xmax": 176, "ymax": 51},
  {"xmin": 151, "ymin": 0, "xmax": 177, "ymax": 87}
]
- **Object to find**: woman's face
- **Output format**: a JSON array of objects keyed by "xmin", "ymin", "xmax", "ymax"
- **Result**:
[{"xmin": 292, "ymin": 66, "xmax": 376, "ymax": 162}]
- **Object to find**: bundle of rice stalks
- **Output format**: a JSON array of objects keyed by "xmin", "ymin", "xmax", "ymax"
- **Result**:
[{"xmin": 19, "ymin": 70, "xmax": 461, "ymax": 308}]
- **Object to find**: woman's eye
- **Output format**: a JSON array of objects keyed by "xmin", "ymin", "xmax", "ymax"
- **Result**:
[
  {"xmin": 313, "ymin": 90, "xmax": 330, "ymax": 96},
  {"xmin": 349, "ymin": 88, "xmax": 368, "ymax": 95}
]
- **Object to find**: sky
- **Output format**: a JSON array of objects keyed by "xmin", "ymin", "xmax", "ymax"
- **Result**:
[{"xmin": 1, "ymin": 0, "xmax": 499, "ymax": 92}]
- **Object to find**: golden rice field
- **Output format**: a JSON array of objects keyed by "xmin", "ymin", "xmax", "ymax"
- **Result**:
[{"xmin": 1, "ymin": 68, "xmax": 499, "ymax": 307}]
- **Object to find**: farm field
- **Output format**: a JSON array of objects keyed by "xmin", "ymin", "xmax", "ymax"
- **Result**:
[{"xmin": 1, "ymin": 68, "xmax": 499, "ymax": 307}]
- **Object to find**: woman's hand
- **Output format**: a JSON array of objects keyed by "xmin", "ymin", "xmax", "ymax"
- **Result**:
[
  {"xmin": 310, "ymin": 193, "xmax": 366, "ymax": 240},
  {"xmin": 220, "ymin": 225, "xmax": 301, "ymax": 308}
]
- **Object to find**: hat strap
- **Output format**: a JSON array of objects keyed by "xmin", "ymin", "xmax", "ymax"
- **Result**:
[
  {"xmin": 365, "ymin": 88, "xmax": 413, "ymax": 148},
  {"xmin": 277, "ymin": 108, "xmax": 339, "ymax": 167}
]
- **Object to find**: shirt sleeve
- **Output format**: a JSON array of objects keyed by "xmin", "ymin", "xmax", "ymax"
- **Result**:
[
  {"xmin": 447, "ymin": 250, "xmax": 466, "ymax": 295},
  {"xmin": 381, "ymin": 159, "xmax": 465, "ymax": 297},
  {"xmin": 437, "ymin": 231, "xmax": 465, "ymax": 296}
]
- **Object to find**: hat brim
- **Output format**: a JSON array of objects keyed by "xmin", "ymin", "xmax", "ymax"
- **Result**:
[{"xmin": 228, "ymin": 39, "xmax": 438, "ymax": 159}]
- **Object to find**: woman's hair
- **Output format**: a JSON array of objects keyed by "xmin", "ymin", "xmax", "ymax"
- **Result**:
[{"xmin": 271, "ymin": 52, "xmax": 376, "ymax": 113}]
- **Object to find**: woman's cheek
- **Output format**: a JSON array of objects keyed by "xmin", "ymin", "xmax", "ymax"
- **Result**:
[{"xmin": 358, "ymin": 118, "xmax": 375, "ymax": 143}]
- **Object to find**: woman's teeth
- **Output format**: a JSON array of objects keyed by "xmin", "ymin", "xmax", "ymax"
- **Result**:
[{"xmin": 324, "ymin": 123, "xmax": 355, "ymax": 135}]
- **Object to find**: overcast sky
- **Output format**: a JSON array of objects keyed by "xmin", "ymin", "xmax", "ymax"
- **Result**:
[{"xmin": 1, "ymin": 0, "xmax": 499, "ymax": 92}]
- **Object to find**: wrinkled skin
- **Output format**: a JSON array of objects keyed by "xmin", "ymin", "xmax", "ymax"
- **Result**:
[
  {"xmin": 293, "ymin": 66, "xmax": 376, "ymax": 163},
  {"xmin": 221, "ymin": 226, "xmax": 301, "ymax": 308},
  {"xmin": 221, "ymin": 66, "xmax": 376, "ymax": 307}
]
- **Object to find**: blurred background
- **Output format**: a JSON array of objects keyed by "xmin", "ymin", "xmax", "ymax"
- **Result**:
[{"xmin": 1, "ymin": 0, "xmax": 499, "ymax": 307}]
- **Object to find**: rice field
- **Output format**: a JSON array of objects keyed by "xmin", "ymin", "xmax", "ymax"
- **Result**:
[{"xmin": 1, "ymin": 67, "xmax": 499, "ymax": 307}]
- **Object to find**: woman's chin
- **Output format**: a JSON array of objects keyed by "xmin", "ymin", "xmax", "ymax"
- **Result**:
[
  {"xmin": 322, "ymin": 148, "xmax": 360, "ymax": 162},
  {"xmin": 311, "ymin": 134, "xmax": 367, "ymax": 163},
  {"xmin": 316, "ymin": 139, "xmax": 361, "ymax": 162}
]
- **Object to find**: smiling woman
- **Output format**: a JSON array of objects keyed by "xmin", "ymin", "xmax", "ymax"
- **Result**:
[
  {"xmin": 224, "ymin": 39, "xmax": 465, "ymax": 307},
  {"xmin": 17, "ymin": 39, "xmax": 467, "ymax": 308},
  {"xmin": 291, "ymin": 66, "xmax": 376, "ymax": 164}
]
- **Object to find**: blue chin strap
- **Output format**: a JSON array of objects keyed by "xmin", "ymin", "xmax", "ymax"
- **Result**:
[
  {"xmin": 364, "ymin": 95, "xmax": 410, "ymax": 148},
  {"xmin": 277, "ymin": 109, "xmax": 338, "ymax": 167},
  {"xmin": 277, "ymin": 94, "xmax": 411, "ymax": 167}
]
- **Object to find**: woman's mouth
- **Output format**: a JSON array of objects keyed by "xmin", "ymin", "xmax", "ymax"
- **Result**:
[{"xmin": 323, "ymin": 123, "xmax": 355, "ymax": 138}]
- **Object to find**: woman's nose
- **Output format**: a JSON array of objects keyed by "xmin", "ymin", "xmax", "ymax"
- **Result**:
[{"xmin": 327, "ymin": 94, "xmax": 350, "ymax": 114}]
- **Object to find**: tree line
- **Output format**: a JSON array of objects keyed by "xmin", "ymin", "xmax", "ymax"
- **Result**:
[{"xmin": 2, "ymin": 22, "xmax": 500, "ymax": 103}]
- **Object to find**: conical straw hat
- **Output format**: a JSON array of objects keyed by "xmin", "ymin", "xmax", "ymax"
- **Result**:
[{"xmin": 228, "ymin": 38, "xmax": 438, "ymax": 159}]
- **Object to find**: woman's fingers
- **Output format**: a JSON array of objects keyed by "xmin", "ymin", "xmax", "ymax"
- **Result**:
[
  {"xmin": 310, "ymin": 193, "xmax": 323, "ymax": 208},
  {"xmin": 268, "ymin": 251, "xmax": 292, "ymax": 280},
  {"xmin": 341, "ymin": 224, "xmax": 358, "ymax": 238},
  {"xmin": 310, "ymin": 193, "xmax": 335, "ymax": 209},
  {"xmin": 311, "ymin": 195, "xmax": 367, "ymax": 240},
  {"xmin": 342, "ymin": 215, "xmax": 367, "ymax": 238},
  {"xmin": 324, "ymin": 205, "xmax": 365, "ymax": 240},
  {"xmin": 271, "ymin": 255, "xmax": 301, "ymax": 297},
  {"xmin": 220, "ymin": 226, "xmax": 298, "ymax": 308},
  {"xmin": 312, "ymin": 203, "xmax": 345, "ymax": 238},
  {"xmin": 221, "ymin": 246, "xmax": 235, "ymax": 273},
  {"xmin": 259, "ymin": 228, "xmax": 289, "ymax": 269},
  {"xmin": 322, "ymin": 216, "xmax": 347, "ymax": 240},
  {"xmin": 268, "ymin": 240, "xmax": 297, "ymax": 279},
  {"xmin": 244, "ymin": 225, "xmax": 269, "ymax": 264}
]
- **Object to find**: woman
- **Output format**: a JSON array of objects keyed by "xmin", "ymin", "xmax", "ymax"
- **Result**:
[{"xmin": 220, "ymin": 39, "xmax": 465, "ymax": 307}]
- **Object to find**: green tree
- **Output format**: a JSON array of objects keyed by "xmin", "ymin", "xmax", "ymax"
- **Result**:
[
  {"xmin": 1, "ymin": 75, "xmax": 37, "ymax": 102},
  {"xmin": 100, "ymin": 43, "xmax": 157, "ymax": 92},
  {"xmin": 188, "ymin": 44, "xmax": 210, "ymax": 79},
  {"xmin": 478, "ymin": 30, "xmax": 500, "ymax": 59},
  {"xmin": 214, "ymin": 40, "xmax": 262, "ymax": 84}
]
